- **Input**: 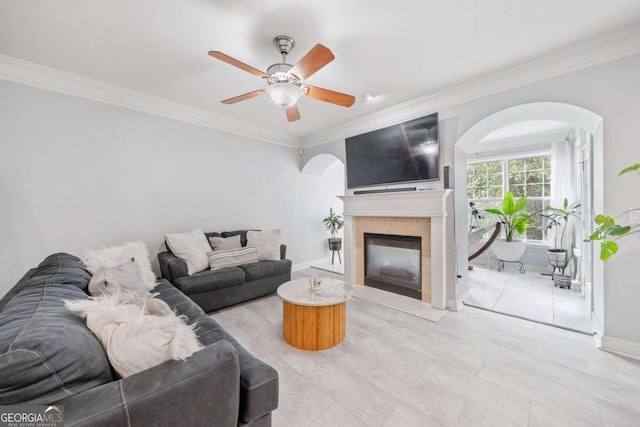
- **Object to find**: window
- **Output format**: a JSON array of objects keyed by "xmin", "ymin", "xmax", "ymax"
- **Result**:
[{"xmin": 467, "ymin": 154, "xmax": 551, "ymax": 241}]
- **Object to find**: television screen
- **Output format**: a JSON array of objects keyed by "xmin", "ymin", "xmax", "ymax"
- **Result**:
[{"xmin": 345, "ymin": 113, "xmax": 439, "ymax": 188}]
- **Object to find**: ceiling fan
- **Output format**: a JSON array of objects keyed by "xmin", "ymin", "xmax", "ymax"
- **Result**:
[{"xmin": 208, "ymin": 35, "xmax": 355, "ymax": 122}]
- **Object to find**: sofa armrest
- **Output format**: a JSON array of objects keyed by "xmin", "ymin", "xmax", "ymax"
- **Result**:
[
  {"xmin": 58, "ymin": 340, "xmax": 240, "ymax": 427},
  {"xmin": 158, "ymin": 251, "xmax": 188, "ymax": 282},
  {"xmin": 280, "ymin": 244, "xmax": 287, "ymax": 260}
]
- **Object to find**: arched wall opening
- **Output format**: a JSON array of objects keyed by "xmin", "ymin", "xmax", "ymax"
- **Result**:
[
  {"xmin": 454, "ymin": 102, "xmax": 604, "ymax": 327},
  {"xmin": 301, "ymin": 153, "xmax": 343, "ymax": 176},
  {"xmin": 301, "ymin": 152, "xmax": 347, "ymax": 266}
]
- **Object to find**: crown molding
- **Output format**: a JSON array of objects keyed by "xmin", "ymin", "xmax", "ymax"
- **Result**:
[
  {"xmin": 0, "ymin": 54, "xmax": 302, "ymax": 148},
  {"xmin": 302, "ymin": 25, "xmax": 640, "ymax": 148}
]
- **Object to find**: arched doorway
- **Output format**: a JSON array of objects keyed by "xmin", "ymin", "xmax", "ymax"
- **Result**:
[
  {"xmin": 454, "ymin": 102, "xmax": 603, "ymax": 332},
  {"xmin": 302, "ymin": 152, "xmax": 346, "ymax": 274}
]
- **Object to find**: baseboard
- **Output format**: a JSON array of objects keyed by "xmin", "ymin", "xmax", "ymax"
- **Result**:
[
  {"xmin": 447, "ymin": 288, "xmax": 469, "ymax": 311},
  {"xmin": 591, "ymin": 311, "xmax": 604, "ymax": 347},
  {"xmin": 292, "ymin": 257, "xmax": 331, "ymax": 272},
  {"xmin": 600, "ymin": 334, "xmax": 640, "ymax": 361},
  {"xmin": 469, "ymin": 259, "xmax": 549, "ymax": 274}
]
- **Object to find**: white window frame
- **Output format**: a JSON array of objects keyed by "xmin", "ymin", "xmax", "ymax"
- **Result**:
[{"xmin": 467, "ymin": 151, "xmax": 552, "ymax": 242}]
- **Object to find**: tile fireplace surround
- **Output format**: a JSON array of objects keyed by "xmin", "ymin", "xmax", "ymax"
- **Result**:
[{"xmin": 340, "ymin": 189, "xmax": 455, "ymax": 310}]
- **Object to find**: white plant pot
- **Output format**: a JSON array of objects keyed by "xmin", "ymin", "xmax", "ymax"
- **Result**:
[
  {"xmin": 548, "ymin": 249, "xmax": 568, "ymax": 269},
  {"xmin": 491, "ymin": 239, "xmax": 526, "ymax": 262}
]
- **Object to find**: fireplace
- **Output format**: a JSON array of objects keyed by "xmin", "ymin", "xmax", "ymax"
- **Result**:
[
  {"xmin": 340, "ymin": 190, "xmax": 454, "ymax": 309},
  {"xmin": 364, "ymin": 233, "xmax": 422, "ymax": 299}
]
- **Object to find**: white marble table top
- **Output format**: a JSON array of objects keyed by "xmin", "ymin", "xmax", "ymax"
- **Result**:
[{"xmin": 277, "ymin": 277, "xmax": 354, "ymax": 307}]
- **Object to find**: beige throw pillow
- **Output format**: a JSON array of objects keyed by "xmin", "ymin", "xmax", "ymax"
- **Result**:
[
  {"xmin": 208, "ymin": 235, "xmax": 242, "ymax": 251},
  {"xmin": 246, "ymin": 229, "xmax": 281, "ymax": 261},
  {"xmin": 82, "ymin": 241, "xmax": 156, "ymax": 291},
  {"xmin": 165, "ymin": 228, "xmax": 211, "ymax": 275}
]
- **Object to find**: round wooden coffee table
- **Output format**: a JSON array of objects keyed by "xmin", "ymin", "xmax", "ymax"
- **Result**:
[{"xmin": 277, "ymin": 277, "xmax": 353, "ymax": 351}]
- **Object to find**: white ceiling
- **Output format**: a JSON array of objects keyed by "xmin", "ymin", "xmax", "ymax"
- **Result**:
[{"xmin": 1, "ymin": 0, "xmax": 640, "ymax": 143}]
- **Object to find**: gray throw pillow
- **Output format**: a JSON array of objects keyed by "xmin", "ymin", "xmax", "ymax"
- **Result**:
[{"xmin": 209, "ymin": 235, "xmax": 242, "ymax": 251}]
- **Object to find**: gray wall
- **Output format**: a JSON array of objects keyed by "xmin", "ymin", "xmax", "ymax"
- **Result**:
[
  {"xmin": 0, "ymin": 79, "xmax": 344, "ymax": 296},
  {"xmin": 307, "ymin": 53, "xmax": 640, "ymax": 346}
]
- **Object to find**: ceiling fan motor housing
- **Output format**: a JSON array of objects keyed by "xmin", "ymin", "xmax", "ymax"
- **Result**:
[{"xmin": 266, "ymin": 63, "xmax": 300, "ymax": 85}]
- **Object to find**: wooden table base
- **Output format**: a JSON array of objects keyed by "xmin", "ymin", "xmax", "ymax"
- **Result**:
[{"xmin": 282, "ymin": 301, "xmax": 346, "ymax": 350}]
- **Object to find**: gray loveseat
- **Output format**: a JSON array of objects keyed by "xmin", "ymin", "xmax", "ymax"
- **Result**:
[
  {"xmin": 0, "ymin": 253, "xmax": 278, "ymax": 426},
  {"xmin": 158, "ymin": 230, "xmax": 292, "ymax": 313}
]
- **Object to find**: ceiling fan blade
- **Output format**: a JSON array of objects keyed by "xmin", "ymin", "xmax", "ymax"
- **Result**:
[
  {"xmin": 303, "ymin": 85, "xmax": 355, "ymax": 107},
  {"xmin": 208, "ymin": 51, "xmax": 268, "ymax": 78},
  {"xmin": 285, "ymin": 105, "xmax": 301, "ymax": 122},
  {"xmin": 221, "ymin": 90, "xmax": 264, "ymax": 104},
  {"xmin": 289, "ymin": 44, "xmax": 335, "ymax": 80}
]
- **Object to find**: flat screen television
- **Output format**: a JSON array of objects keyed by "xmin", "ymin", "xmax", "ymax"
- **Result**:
[{"xmin": 345, "ymin": 113, "xmax": 439, "ymax": 188}]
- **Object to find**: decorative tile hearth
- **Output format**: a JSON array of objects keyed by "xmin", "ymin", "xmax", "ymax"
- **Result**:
[{"xmin": 340, "ymin": 190, "xmax": 454, "ymax": 309}]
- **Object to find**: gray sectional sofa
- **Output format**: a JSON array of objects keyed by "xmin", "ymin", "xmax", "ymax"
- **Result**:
[
  {"xmin": 158, "ymin": 230, "xmax": 292, "ymax": 313},
  {"xmin": 0, "ymin": 253, "xmax": 279, "ymax": 427}
]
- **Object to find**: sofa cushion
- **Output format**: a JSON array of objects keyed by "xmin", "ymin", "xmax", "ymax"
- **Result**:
[
  {"xmin": 0, "ymin": 254, "xmax": 114, "ymax": 405},
  {"xmin": 174, "ymin": 267, "xmax": 246, "ymax": 295},
  {"xmin": 152, "ymin": 280, "xmax": 278, "ymax": 423},
  {"xmin": 239, "ymin": 259, "xmax": 292, "ymax": 282}
]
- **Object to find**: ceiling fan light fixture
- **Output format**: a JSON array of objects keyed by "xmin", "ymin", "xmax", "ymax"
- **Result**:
[{"xmin": 266, "ymin": 82, "xmax": 301, "ymax": 107}]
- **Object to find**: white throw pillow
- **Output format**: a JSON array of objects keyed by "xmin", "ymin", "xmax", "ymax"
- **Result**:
[
  {"xmin": 208, "ymin": 247, "xmax": 259, "ymax": 270},
  {"xmin": 246, "ymin": 229, "xmax": 281, "ymax": 261},
  {"xmin": 208, "ymin": 235, "xmax": 242, "ymax": 252},
  {"xmin": 165, "ymin": 228, "xmax": 211, "ymax": 275},
  {"xmin": 88, "ymin": 260, "xmax": 150, "ymax": 298},
  {"xmin": 65, "ymin": 291, "xmax": 202, "ymax": 378},
  {"xmin": 82, "ymin": 241, "xmax": 156, "ymax": 291}
]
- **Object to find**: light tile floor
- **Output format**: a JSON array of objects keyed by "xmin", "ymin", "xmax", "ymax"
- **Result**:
[
  {"xmin": 465, "ymin": 264, "xmax": 593, "ymax": 333},
  {"xmin": 210, "ymin": 269, "xmax": 640, "ymax": 426}
]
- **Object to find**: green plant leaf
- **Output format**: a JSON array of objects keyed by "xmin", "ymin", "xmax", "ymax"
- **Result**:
[
  {"xmin": 594, "ymin": 215, "xmax": 614, "ymax": 227},
  {"xmin": 600, "ymin": 241, "xmax": 619, "ymax": 261},
  {"xmin": 618, "ymin": 163, "xmax": 640, "ymax": 176},
  {"xmin": 514, "ymin": 196, "xmax": 528, "ymax": 212},
  {"xmin": 608, "ymin": 225, "xmax": 631, "ymax": 236},
  {"xmin": 514, "ymin": 220, "xmax": 528, "ymax": 234},
  {"xmin": 503, "ymin": 192, "xmax": 515, "ymax": 215},
  {"xmin": 485, "ymin": 208, "xmax": 504, "ymax": 216}
]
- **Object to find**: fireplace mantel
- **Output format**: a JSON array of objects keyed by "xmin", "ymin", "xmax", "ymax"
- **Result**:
[{"xmin": 339, "ymin": 190, "xmax": 454, "ymax": 310}]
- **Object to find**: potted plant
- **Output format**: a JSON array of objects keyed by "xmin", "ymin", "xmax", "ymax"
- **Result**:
[
  {"xmin": 552, "ymin": 245, "xmax": 577, "ymax": 288},
  {"xmin": 323, "ymin": 207, "xmax": 344, "ymax": 252},
  {"xmin": 541, "ymin": 198, "xmax": 580, "ymax": 271},
  {"xmin": 485, "ymin": 192, "xmax": 532, "ymax": 261},
  {"xmin": 590, "ymin": 163, "xmax": 640, "ymax": 260}
]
